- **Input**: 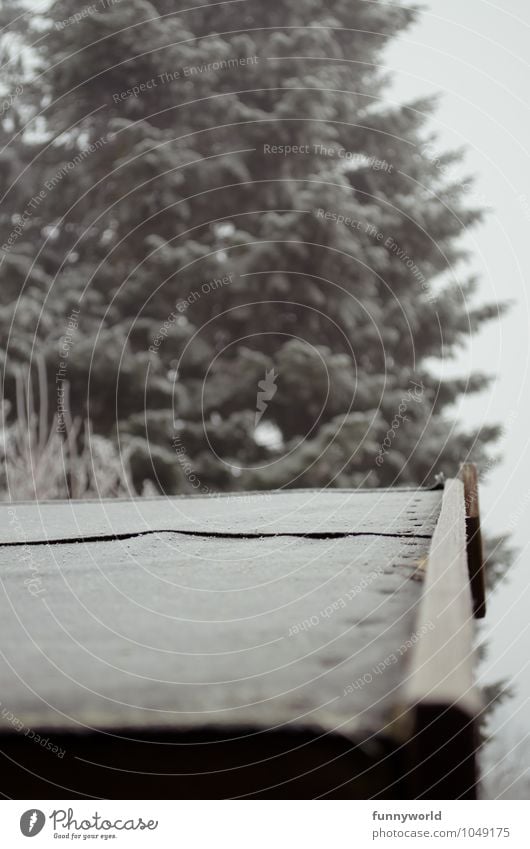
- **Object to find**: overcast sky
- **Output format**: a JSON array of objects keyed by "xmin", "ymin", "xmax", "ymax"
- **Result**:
[{"xmin": 386, "ymin": 0, "xmax": 530, "ymax": 752}]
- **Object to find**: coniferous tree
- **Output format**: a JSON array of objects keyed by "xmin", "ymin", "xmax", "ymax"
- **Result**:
[{"xmin": 1, "ymin": 0, "xmax": 503, "ymax": 494}]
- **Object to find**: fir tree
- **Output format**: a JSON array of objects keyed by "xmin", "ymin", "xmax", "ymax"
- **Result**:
[{"xmin": 1, "ymin": 0, "xmax": 503, "ymax": 493}]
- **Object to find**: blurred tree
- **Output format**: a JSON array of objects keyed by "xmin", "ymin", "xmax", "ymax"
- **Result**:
[{"xmin": 1, "ymin": 0, "xmax": 505, "ymax": 493}]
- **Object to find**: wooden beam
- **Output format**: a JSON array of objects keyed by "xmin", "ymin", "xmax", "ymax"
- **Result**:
[
  {"xmin": 403, "ymin": 477, "xmax": 481, "ymax": 798},
  {"xmin": 459, "ymin": 463, "xmax": 486, "ymax": 619}
]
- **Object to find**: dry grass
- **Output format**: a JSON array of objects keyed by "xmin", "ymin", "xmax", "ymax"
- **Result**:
[{"xmin": 1, "ymin": 359, "xmax": 134, "ymax": 500}]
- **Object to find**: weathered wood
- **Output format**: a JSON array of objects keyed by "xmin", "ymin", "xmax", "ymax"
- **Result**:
[
  {"xmin": 459, "ymin": 463, "xmax": 486, "ymax": 618},
  {"xmin": 403, "ymin": 478, "xmax": 481, "ymax": 799},
  {"xmin": 0, "ymin": 482, "xmax": 483, "ymax": 798},
  {"xmin": 405, "ymin": 478, "xmax": 479, "ymax": 715}
]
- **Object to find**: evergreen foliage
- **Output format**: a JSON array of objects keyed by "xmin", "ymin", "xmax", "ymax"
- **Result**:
[{"xmin": 1, "ymin": 0, "xmax": 503, "ymax": 494}]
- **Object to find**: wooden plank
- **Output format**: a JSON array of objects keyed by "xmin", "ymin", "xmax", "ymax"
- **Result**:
[
  {"xmin": 405, "ymin": 478, "xmax": 479, "ymax": 714},
  {"xmin": 0, "ymin": 489, "xmax": 442, "ymax": 545},
  {"xmin": 403, "ymin": 478, "xmax": 481, "ymax": 799},
  {"xmin": 459, "ymin": 463, "xmax": 486, "ymax": 618}
]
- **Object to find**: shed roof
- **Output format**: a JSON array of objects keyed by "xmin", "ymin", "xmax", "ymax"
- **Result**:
[{"xmin": 0, "ymin": 488, "xmax": 441, "ymax": 740}]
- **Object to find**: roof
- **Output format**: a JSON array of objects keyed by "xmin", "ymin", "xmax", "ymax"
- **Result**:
[
  {"xmin": 0, "ymin": 487, "xmax": 442, "ymax": 543},
  {"xmin": 0, "ymin": 477, "xmax": 484, "ymax": 798},
  {"xmin": 0, "ymin": 488, "xmax": 441, "ymax": 739}
]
